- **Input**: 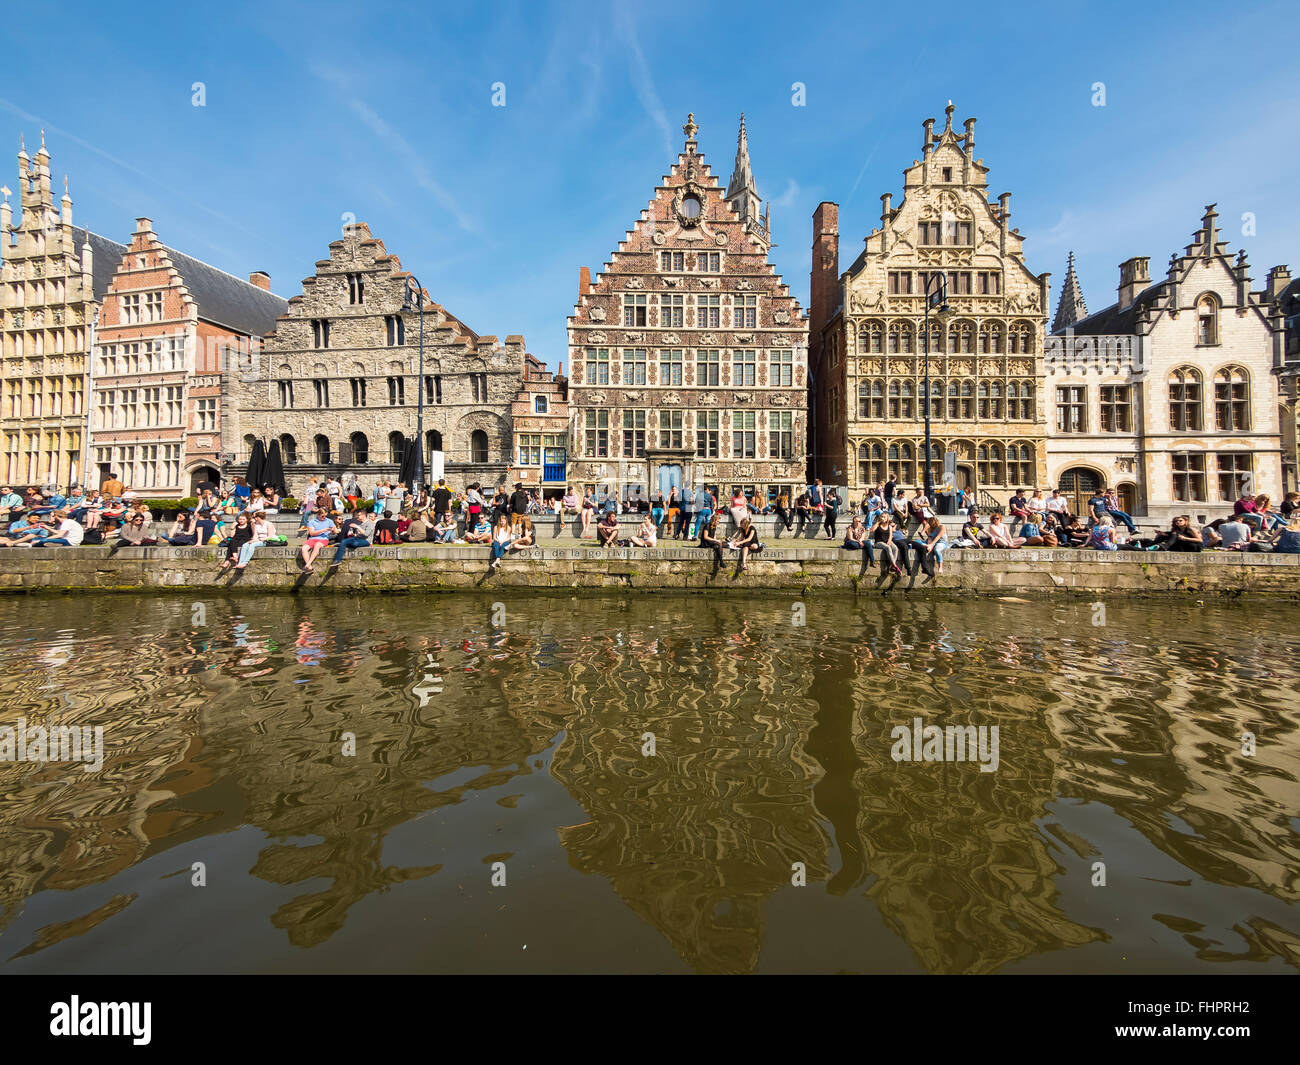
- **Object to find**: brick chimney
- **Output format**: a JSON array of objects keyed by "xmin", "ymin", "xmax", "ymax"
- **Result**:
[
  {"xmin": 248, "ymin": 271, "xmax": 271, "ymax": 291},
  {"xmin": 579, "ymin": 266, "xmax": 592, "ymax": 297},
  {"xmin": 1118, "ymin": 256, "xmax": 1150, "ymax": 310},
  {"xmin": 810, "ymin": 202, "xmax": 840, "ymax": 339}
]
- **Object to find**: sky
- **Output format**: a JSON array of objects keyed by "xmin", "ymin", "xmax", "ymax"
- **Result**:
[{"xmin": 2, "ymin": 0, "xmax": 1296, "ymax": 374}]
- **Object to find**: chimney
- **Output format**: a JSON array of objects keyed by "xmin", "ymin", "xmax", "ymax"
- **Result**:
[
  {"xmin": 135, "ymin": 217, "xmax": 153, "ymax": 234},
  {"xmin": 1118, "ymin": 256, "xmax": 1150, "ymax": 310},
  {"xmin": 248, "ymin": 271, "xmax": 271, "ymax": 291},
  {"xmin": 922, "ymin": 117, "xmax": 935, "ymax": 156},
  {"xmin": 579, "ymin": 266, "xmax": 592, "ymax": 297},
  {"xmin": 810, "ymin": 201, "xmax": 840, "ymax": 345},
  {"xmin": 1266, "ymin": 264, "xmax": 1291, "ymax": 302}
]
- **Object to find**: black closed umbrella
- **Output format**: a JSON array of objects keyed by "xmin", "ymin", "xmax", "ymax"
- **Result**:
[
  {"xmin": 398, "ymin": 438, "xmax": 419, "ymax": 489},
  {"xmin": 263, "ymin": 439, "xmax": 287, "ymax": 496},
  {"xmin": 246, "ymin": 438, "xmax": 266, "ymax": 489}
]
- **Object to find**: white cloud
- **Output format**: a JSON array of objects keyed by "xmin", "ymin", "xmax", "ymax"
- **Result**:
[{"xmin": 613, "ymin": 3, "xmax": 674, "ymax": 159}]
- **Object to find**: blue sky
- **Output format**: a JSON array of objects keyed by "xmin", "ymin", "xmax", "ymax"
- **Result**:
[{"xmin": 3, "ymin": 0, "xmax": 1295, "ymax": 372}]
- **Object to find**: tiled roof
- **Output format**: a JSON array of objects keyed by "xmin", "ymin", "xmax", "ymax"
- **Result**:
[{"xmin": 1056, "ymin": 282, "xmax": 1164, "ymax": 337}]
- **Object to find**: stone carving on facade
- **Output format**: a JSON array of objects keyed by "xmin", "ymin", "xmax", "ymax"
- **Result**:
[
  {"xmin": 773, "ymin": 310, "xmax": 790, "ymax": 325},
  {"xmin": 736, "ymin": 334, "xmax": 753, "ymax": 344},
  {"xmin": 652, "ymin": 231, "xmax": 665, "ymax": 245},
  {"xmin": 889, "ymin": 360, "xmax": 911, "ymax": 375},
  {"xmin": 980, "ymin": 360, "xmax": 1001, "ymax": 375},
  {"xmin": 626, "ymin": 277, "xmax": 643, "ymax": 289},
  {"xmin": 700, "ymin": 334, "xmax": 716, "ymax": 345},
  {"xmin": 1009, "ymin": 359, "xmax": 1031, "ymax": 375},
  {"xmin": 664, "ymin": 277, "xmax": 679, "ymax": 286},
  {"xmin": 589, "ymin": 331, "xmax": 606, "ymax": 344},
  {"xmin": 589, "ymin": 391, "xmax": 606, "ymax": 404},
  {"xmin": 772, "ymin": 335, "xmax": 789, "ymax": 345},
  {"xmin": 663, "ymin": 391, "xmax": 680, "ymax": 404},
  {"xmin": 588, "ymin": 307, "xmax": 606, "ymax": 322},
  {"xmin": 714, "ymin": 232, "xmax": 727, "ymax": 246},
  {"xmin": 736, "ymin": 279, "xmax": 753, "ymax": 290},
  {"xmin": 625, "ymin": 332, "xmax": 644, "ymax": 342},
  {"xmin": 698, "ymin": 278, "xmax": 718, "ymax": 289},
  {"xmin": 949, "ymin": 359, "xmax": 972, "ymax": 375},
  {"xmin": 698, "ymin": 463, "xmax": 717, "ymax": 476},
  {"xmin": 795, "ymin": 367, "xmax": 804, "ymax": 386},
  {"xmin": 771, "ymin": 393, "xmax": 790, "ymax": 406},
  {"xmin": 625, "ymin": 391, "xmax": 643, "ymax": 402},
  {"xmin": 850, "ymin": 290, "xmax": 885, "ymax": 313},
  {"xmin": 860, "ymin": 358, "xmax": 881, "ymax": 375},
  {"xmin": 735, "ymin": 464, "xmax": 755, "ymax": 477},
  {"xmin": 664, "ymin": 333, "xmax": 680, "ymax": 345},
  {"xmin": 698, "ymin": 392, "xmax": 717, "ymax": 405}
]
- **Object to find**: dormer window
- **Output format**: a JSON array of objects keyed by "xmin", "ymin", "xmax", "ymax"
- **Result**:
[
  {"xmin": 534, "ymin": 395, "xmax": 549, "ymax": 414},
  {"xmin": 1196, "ymin": 294, "xmax": 1219, "ymax": 346},
  {"xmin": 942, "ymin": 167, "xmax": 953, "ymax": 182}
]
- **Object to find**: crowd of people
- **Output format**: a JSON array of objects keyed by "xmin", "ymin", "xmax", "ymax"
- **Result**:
[{"xmin": 2, "ymin": 471, "xmax": 1297, "ymax": 581}]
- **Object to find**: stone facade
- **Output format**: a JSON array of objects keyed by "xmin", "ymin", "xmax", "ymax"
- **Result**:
[
  {"xmin": 226, "ymin": 222, "xmax": 531, "ymax": 495},
  {"xmin": 89, "ymin": 218, "xmax": 286, "ymax": 496},
  {"xmin": 510, "ymin": 354, "xmax": 570, "ymax": 495},
  {"xmin": 1265, "ymin": 265, "xmax": 1299, "ymax": 493},
  {"xmin": 809, "ymin": 105, "xmax": 1050, "ymax": 499},
  {"xmin": 0, "ymin": 135, "xmax": 111, "ymax": 490},
  {"xmin": 567, "ymin": 113, "xmax": 808, "ymax": 504},
  {"xmin": 1047, "ymin": 206, "xmax": 1285, "ymax": 521}
]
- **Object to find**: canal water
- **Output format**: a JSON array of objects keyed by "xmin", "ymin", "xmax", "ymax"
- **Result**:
[{"xmin": 0, "ymin": 593, "xmax": 1296, "ymax": 975}]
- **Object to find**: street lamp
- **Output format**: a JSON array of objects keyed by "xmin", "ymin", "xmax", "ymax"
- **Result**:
[
  {"xmin": 922, "ymin": 270, "xmax": 950, "ymax": 501},
  {"xmin": 401, "ymin": 275, "xmax": 425, "ymax": 489}
]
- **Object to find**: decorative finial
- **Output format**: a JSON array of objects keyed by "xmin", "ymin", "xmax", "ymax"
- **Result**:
[
  {"xmin": 683, "ymin": 112, "xmax": 698, "ymax": 141},
  {"xmin": 943, "ymin": 101, "xmax": 955, "ymax": 133},
  {"xmin": 40, "ymin": 129, "xmax": 45, "ymax": 149},
  {"xmin": 63, "ymin": 175, "xmax": 69, "ymax": 194},
  {"xmin": 19, "ymin": 133, "xmax": 25, "ymax": 153},
  {"xmin": 1, "ymin": 185, "xmax": 10, "ymax": 203}
]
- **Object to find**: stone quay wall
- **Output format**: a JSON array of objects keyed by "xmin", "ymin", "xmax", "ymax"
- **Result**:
[{"xmin": 0, "ymin": 545, "xmax": 1296, "ymax": 600}]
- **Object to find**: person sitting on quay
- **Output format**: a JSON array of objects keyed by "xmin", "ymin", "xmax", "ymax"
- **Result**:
[
  {"xmin": 698, "ymin": 513, "xmax": 726, "ymax": 566},
  {"xmin": 842, "ymin": 514, "xmax": 871, "ymax": 558},
  {"xmin": 729, "ymin": 517, "xmax": 763, "ymax": 574},
  {"xmin": 510, "ymin": 516, "xmax": 536, "ymax": 552},
  {"xmin": 1025, "ymin": 489, "xmax": 1048, "ymax": 527},
  {"xmin": 328, "ymin": 508, "xmax": 375, "ymax": 570},
  {"xmin": 1008, "ymin": 488, "xmax": 1031, "ymax": 529},
  {"xmin": 162, "ymin": 511, "xmax": 198, "ymax": 546},
  {"xmin": 1166, "ymin": 515, "xmax": 1205, "ymax": 552},
  {"xmin": 1101, "ymin": 488, "xmax": 1138, "ymax": 534},
  {"xmin": 298, "ymin": 508, "xmax": 337, "ymax": 574},
  {"xmin": 261, "ymin": 486, "xmax": 281, "ymax": 515},
  {"xmin": 772, "ymin": 490, "xmax": 794, "ymax": 534},
  {"xmin": 870, "ymin": 513, "xmax": 904, "ymax": 576},
  {"xmin": 1045, "ymin": 488, "xmax": 1072, "ymax": 531},
  {"xmin": 1088, "ymin": 515, "xmax": 1119, "ymax": 551},
  {"xmin": 488, "ymin": 514, "xmax": 514, "ymax": 570},
  {"xmin": 1058, "ymin": 516, "xmax": 1090, "ymax": 548},
  {"xmin": 631, "ymin": 512, "xmax": 658, "ymax": 548},
  {"xmin": 464, "ymin": 513, "xmax": 492, "ymax": 545},
  {"xmin": 114, "ymin": 511, "xmax": 157, "ymax": 551},
  {"xmin": 373, "ymin": 508, "xmax": 402, "ymax": 545},
  {"xmin": 1245, "ymin": 494, "xmax": 1284, "ymax": 534},
  {"xmin": 1017, "ymin": 514, "xmax": 1056, "ymax": 548},
  {"xmin": 431, "ymin": 511, "xmax": 459, "ymax": 544},
  {"xmin": 909, "ymin": 514, "xmax": 948, "ymax": 576},
  {"xmin": 793, "ymin": 490, "xmax": 812, "ymax": 536},
  {"xmin": 953, "ymin": 508, "xmax": 988, "ymax": 549},
  {"xmin": 986, "ymin": 511, "xmax": 1026, "ymax": 549},
  {"xmin": 1272, "ymin": 514, "xmax": 1300, "ymax": 554},
  {"xmin": 0, "ymin": 485, "xmax": 24, "ymax": 524},
  {"xmin": 596, "ymin": 508, "xmax": 621, "ymax": 548},
  {"xmin": 32, "ymin": 509, "xmax": 85, "ymax": 547},
  {"xmin": 216, "ymin": 512, "xmax": 253, "ymax": 575}
]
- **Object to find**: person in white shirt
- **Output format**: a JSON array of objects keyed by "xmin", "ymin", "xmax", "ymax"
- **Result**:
[
  {"xmin": 236, "ymin": 513, "xmax": 273, "ymax": 569},
  {"xmin": 36, "ymin": 511, "xmax": 84, "ymax": 546},
  {"xmin": 1045, "ymin": 489, "xmax": 1070, "ymax": 530},
  {"xmin": 1025, "ymin": 490, "xmax": 1047, "ymax": 521}
]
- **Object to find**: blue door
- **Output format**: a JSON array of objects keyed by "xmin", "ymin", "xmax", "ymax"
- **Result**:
[{"xmin": 658, "ymin": 464, "xmax": 682, "ymax": 500}]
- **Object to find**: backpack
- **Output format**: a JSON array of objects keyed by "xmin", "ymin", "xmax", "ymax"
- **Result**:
[{"xmin": 83, "ymin": 528, "xmax": 104, "ymax": 544}]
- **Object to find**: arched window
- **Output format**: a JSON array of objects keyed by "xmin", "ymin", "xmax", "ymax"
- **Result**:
[
  {"xmin": 948, "ymin": 320, "xmax": 973, "ymax": 353},
  {"xmin": 1009, "ymin": 442, "xmax": 1034, "ymax": 485},
  {"xmin": 978, "ymin": 322, "xmax": 1003, "ymax": 354},
  {"xmin": 1214, "ymin": 365, "xmax": 1250, "ymax": 430},
  {"xmin": 989, "ymin": 443, "xmax": 1006, "ymax": 485},
  {"xmin": 314, "ymin": 434, "xmax": 331, "ymax": 465},
  {"xmin": 279, "ymin": 434, "xmax": 298, "ymax": 464},
  {"xmin": 1017, "ymin": 381, "xmax": 1034, "ymax": 420},
  {"xmin": 1008, "ymin": 322, "xmax": 1034, "ymax": 354},
  {"xmin": 859, "ymin": 320, "xmax": 884, "ymax": 353},
  {"xmin": 887, "ymin": 323, "xmax": 913, "ymax": 353},
  {"xmin": 1169, "ymin": 367, "xmax": 1203, "ymax": 431},
  {"xmin": 895, "ymin": 441, "xmax": 916, "ymax": 485},
  {"xmin": 350, "ymin": 431, "xmax": 369, "ymax": 464},
  {"xmin": 858, "ymin": 380, "xmax": 884, "ymax": 419},
  {"xmin": 470, "ymin": 429, "xmax": 489, "ymax": 464},
  {"xmin": 243, "ymin": 434, "xmax": 257, "ymax": 460},
  {"xmin": 427, "ymin": 430, "xmax": 443, "ymax": 454},
  {"xmin": 1196, "ymin": 294, "xmax": 1219, "ymax": 346},
  {"xmin": 389, "ymin": 430, "xmax": 406, "ymax": 464}
]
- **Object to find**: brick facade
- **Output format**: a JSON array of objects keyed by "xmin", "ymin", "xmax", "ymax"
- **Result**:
[
  {"xmin": 511, "ymin": 355, "xmax": 570, "ymax": 494},
  {"xmin": 567, "ymin": 113, "xmax": 808, "ymax": 504}
]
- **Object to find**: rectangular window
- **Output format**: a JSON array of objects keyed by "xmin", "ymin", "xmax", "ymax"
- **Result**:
[
  {"xmin": 1217, "ymin": 453, "xmax": 1252, "ymax": 501},
  {"xmin": 196, "ymin": 397, "xmax": 217, "ymax": 431},
  {"xmin": 585, "ymin": 347, "xmax": 610, "ymax": 385},
  {"xmin": 696, "ymin": 252, "xmax": 720, "ymax": 272},
  {"xmin": 313, "ymin": 380, "xmax": 330, "ymax": 407},
  {"xmin": 387, "ymin": 376, "xmax": 405, "ymax": 405},
  {"xmin": 585, "ymin": 410, "xmax": 609, "ymax": 457},
  {"xmin": 424, "ymin": 375, "xmax": 439, "ymax": 404},
  {"xmin": 145, "ymin": 291, "xmax": 164, "ymax": 321},
  {"xmin": 1172, "ymin": 452, "xmax": 1207, "ymax": 502},
  {"xmin": 121, "ymin": 293, "xmax": 141, "ymax": 324},
  {"xmin": 660, "ymin": 251, "xmax": 684, "ymax": 271},
  {"xmin": 350, "ymin": 377, "xmax": 366, "ymax": 407},
  {"xmin": 977, "ymin": 271, "xmax": 1001, "ymax": 295},
  {"xmin": 948, "ymin": 271, "xmax": 972, "ymax": 295},
  {"xmin": 1056, "ymin": 386, "xmax": 1086, "ymax": 433},
  {"xmin": 347, "ymin": 273, "xmax": 364, "ymax": 304},
  {"xmin": 734, "ymin": 294, "xmax": 757, "ymax": 329},
  {"xmin": 278, "ymin": 380, "xmax": 294, "ymax": 408},
  {"xmin": 732, "ymin": 349, "xmax": 756, "ymax": 387},
  {"xmin": 696, "ymin": 348, "xmax": 720, "ymax": 386},
  {"xmin": 623, "ymin": 294, "xmax": 647, "ymax": 327},
  {"xmin": 696, "ymin": 294, "xmax": 720, "ymax": 328},
  {"xmin": 663, "ymin": 294, "xmax": 685, "ymax": 328},
  {"xmin": 731, "ymin": 410, "xmax": 756, "ymax": 458},
  {"xmin": 312, "ymin": 319, "xmax": 331, "ymax": 349},
  {"xmin": 165, "ymin": 385, "xmax": 183, "ymax": 425},
  {"xmin": 658, "ymin": 410, "xmax": 683, "ymax": 448},
  {"xmin": 769, "ymin": 348, "xmax": 793, "ymax": 387},
  {"xmin": 888, "ymin": 271, "xmax": 913, "ymax": 295},
  {"xmin": 385, "ymin": 315, "xmax": 405, "ymax": 345},
  {"xmin": 471, "ymin": 373, "xmax": 488, "ymax": 402},
  {"xmin": 622, "ymin": 410, "xmax": 647, "ymax": 457},
  {"xmin": 622, "ymin": 348, "xmax": 647, "ymax": 385},
  {"xmin": 518, "ymin": 433, "xmax": 542, "ymax": 466},
  {"xmin": 696, "ymin": 411, "xmax": 719, "ymax": 458},
  {"xmin": 769, "ymin": 411, "xmax": 794, "ymax": 459},
  {"xmin": 1099, "ymin": 385, "xmax": 1131, "ymax": 432},
  {"xmin": 659, "ymin": 348, "xmax": 684, "ymax": 386}
]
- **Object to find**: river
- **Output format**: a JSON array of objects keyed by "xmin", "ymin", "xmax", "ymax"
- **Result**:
[{"xmin": 0, "ymin": 593, "xmax": 1296, "ymax": 974}]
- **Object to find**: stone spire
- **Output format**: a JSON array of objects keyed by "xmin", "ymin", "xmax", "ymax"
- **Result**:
[
  {"xmin": 1052, "ymin": 251, "xmax": 1088, "ymax": 332},
  {"xmin": 725, "ymin": 113, "xmax": 764, "ymax": 245}
]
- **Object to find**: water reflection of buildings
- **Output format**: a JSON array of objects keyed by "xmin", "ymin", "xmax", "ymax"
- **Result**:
[{"xmin": 551, "ymin": 604, "xmax": 831, "ymax": 974}]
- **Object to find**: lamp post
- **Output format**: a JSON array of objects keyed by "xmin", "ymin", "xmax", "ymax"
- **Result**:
[
  {"xmin": 922, "ymin": 270, "xmax": 949, "ymax": 501},
  {"xmin": 401, "ymin": 275, "xmax": 425, "ymax": 489}
]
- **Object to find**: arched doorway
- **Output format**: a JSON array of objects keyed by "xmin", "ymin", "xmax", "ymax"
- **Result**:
[
  {"xmin": 189, "ymin": 465, "xmax": 219, "ymax": 494},
  {"xmin": 388, "ymin": 431, "xmax": 406, "ymax": 464},
  {"xmin": 1058, "ymin": 466, "xmax": 1103, "ymax": 517},
  {"xmin": 350, "ymin": 432, "xmax": 369, "ymax": 465},
  {"xmin": 470, "ymin": 430, "xmax": 489, "ymax": 464}
]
